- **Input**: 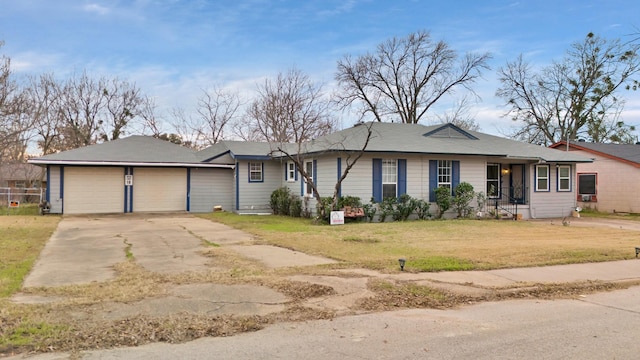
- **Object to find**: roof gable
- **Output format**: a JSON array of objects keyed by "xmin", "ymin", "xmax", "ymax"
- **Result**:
[{"xmin": 422, "ymin": 123, "xmax": 478, "ymax": 140}]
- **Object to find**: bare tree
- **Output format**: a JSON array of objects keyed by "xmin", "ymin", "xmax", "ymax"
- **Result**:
[
  {"xmin": 24, "ymin": 73, "xmax": 61, "ymax": 155},
  {"xmin": 272, "ymin": 122, "xmax": 374, "ymax": 220},
  {"xmin": 168, "ymin": 107, "xmax": 198, "ymax": 149},
  {"xmin": 102, "ymin": 77, "xmax": 144, "ymax": 141},
  {"xmin": 335, "ymin": 30, "xmax": 491, "ymax": 124},
  {"xmin": 194, "ymin": 87, "xmax": 241, "ymax": 146},
  {"xmin": 432, "ymin": 96, "xmax": 481, "ymax": 131},
  {"xmin": 497, "ymin": 33, "xmax": 640, "ymax": 145},
  {"xmin": 30, "ymin": 72, "xmax": 148, "ymax": 152},
  {"xmin": 0, "ymin": 41, "xmax": 30, "ymax": 164},
  {"xmin": 247, "ymin": 67, "xmax": 336, "ymax": 143}
]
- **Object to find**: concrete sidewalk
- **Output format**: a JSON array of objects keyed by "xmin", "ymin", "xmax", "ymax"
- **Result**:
[{"xmin": 388, "ymin": 259, "xmax": 640, "ymax": 289}]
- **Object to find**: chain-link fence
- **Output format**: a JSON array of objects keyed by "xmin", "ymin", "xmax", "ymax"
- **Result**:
[{"xmin": 0, "ymin": 187, "xmax": 45, "ymax": 214}]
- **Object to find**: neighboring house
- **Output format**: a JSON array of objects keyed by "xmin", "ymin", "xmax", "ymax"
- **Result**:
[
  {"xmin": 0, "ymin": 163, "xmax": 46, "ymax": 188},
  {"xmin": 0, "ymin": 163, "xmax": 47, "ymax": 206},
  {"xmin": 549, "ymin": 140, "xmax": 640, "ymax": 213},
  {"xmin": 29, "ymin": 123, "xmax": 592, "ymax": 219}
]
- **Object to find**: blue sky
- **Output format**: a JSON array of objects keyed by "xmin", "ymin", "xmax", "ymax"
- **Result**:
[{"xmin": 2, "ymin": 0, "xmax": 640, "ymax": 136}]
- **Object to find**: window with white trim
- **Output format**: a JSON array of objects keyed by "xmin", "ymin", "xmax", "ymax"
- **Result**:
[
  {"xmin": 382, "ymin": 159, "xmax": 397, "ymax": 199},
  {"xmin": 535, "ymin": 164, "xmax": 549, "ymax": 191},
  {"xmin": 248, "ymin": 162, "xmax": 263, "ymax": 182},
  {"xmin": 486, "ymin": 163, "xmax": 500, "ymax": 198},
  {"xmin": 438, "ymin": 160, "xmax": 452, "ymax": 190},
  {"xmin": 557, "ymin": 165, "xmax": 571, "ymax": 192},
  {"xmin": 304, "ymin": 160, "xmax": 314, "ymax": 196},
  {"xmin": 286, "ymin": 162, "xmax": 296, "ymax": 182}
]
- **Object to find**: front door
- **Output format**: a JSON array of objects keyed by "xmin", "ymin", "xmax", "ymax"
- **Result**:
[{"xmin": 510, "ymin": 164, "xmax": 525, "ymax": 204}]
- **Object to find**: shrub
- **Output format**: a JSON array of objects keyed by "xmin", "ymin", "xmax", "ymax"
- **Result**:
[
  {"xmin": 378, "ymin": 197, "xmax": 396, "ymax": 222},
  {"xmin": 415, "ymin": 199, "xmax": 432, "ymax": 220},
  {"xmin": 270, "ymin": 187, "xmax": 292, "ymax": 215},
  {"xmin": 316, "ymin": 196, "xmax": 334, "ymax": 223},
  {"xmin": 362, "ymin": 198, "xmax": 378, "ymax": 223},
  {"xmin": 452, "ymin": 182, "xmax": 475, "ymax": 218},
  {"xmin": 338, "ymin": 195, "xmax": 362, "ymax": 209},
  {"xmin": 475, "ymin": 191, "xmax": 487, "ymax": 218},
  {"xmin": 289, "ymin": 196, "xmax": 303, "ymax": 218},
  {"xmin": 434, "ymin": 187, "xmax": 451, "ymax": 219},
  {"xmin": 393, "ymin": 194, "xmax": 418, "ymax": 221}
]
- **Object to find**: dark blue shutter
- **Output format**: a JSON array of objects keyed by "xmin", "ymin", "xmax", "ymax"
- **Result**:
[
  {"xmin": 372, "ymin": 158, "xmax": 382, "ymax": 202},
  {"xmin": 452, "ymin": 160, "xmax": 460, "ymax": 194},
  {"xmin": 337, "ymin": 158, "xmax": 342, "ymax": 198},
  {"xmin": 429, "ymin": 160, "xmax": 437, "ymax": 202},
  {"xmin": 284, "ymin": 163, "xmax": 287, "ymax": 180},
  {"xmin": 295, "ymin": 164, "xmax": 298, "ymax": 181},
  {"xmin": 397, "ymin": 159, "xmax": 407, "ymax": 196}
]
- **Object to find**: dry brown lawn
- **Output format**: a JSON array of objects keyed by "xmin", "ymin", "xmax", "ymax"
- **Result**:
[{"xmin": 200, "ymin": 213, "xmax": 640, "ymax": 271}]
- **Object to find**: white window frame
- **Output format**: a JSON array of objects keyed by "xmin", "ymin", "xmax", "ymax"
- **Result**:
[
  {"xmin": 248, "ymin": 162, "xmax": 263, "ymax": 182},
  {"xmin": 486, "ymin": 163, "xmax": 500, "ymax": 198},
  {"xmin": 535, "ymin": 164, "xmax": 549, "ymax": 192},
  {"xmin": 304, "ymin": 160, "xmax": 314, "ymax": 196},
  {"xmin": 286, "ymin": 162, "xmax": 296, "ymax": 182},
  {"xmin": 557, "ymin": 165, "xmax": 571, "ymax": 192},
  {"xmin": 438, "ymin": 160, "xmax": 452, "ymax": 190},
  {"xmin": 382, "ymin": 159, "xmax": 397, "ymax": 199}
]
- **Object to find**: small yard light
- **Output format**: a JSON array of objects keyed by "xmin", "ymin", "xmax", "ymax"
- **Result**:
[{"xmin": 398, "ymin": 258, "xmax": 406, "ymax": 271}]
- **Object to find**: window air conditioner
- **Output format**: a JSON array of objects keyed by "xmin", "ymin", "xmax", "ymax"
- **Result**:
[{"xmin": 581, "ymin": 195, "xmax": 592, "ymax": 202}]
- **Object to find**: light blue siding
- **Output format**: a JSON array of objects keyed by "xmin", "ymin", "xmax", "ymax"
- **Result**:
[{"xmin": 189, "ymin": 168, "xmax": 234, "ymax": 212}]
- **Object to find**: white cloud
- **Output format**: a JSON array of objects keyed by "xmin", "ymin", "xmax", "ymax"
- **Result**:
[{"xmin": 82, "ymin": 3, "xmax": 110, "ymax": 15}]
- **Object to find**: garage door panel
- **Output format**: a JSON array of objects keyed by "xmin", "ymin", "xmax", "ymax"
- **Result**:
[
  {"xmin": 133, "ymin": 168, "xmax": 186, "ymax": 212},
  {"xmin": 64, "ymin": 167, "xmax": 124, "ymax": 214}
]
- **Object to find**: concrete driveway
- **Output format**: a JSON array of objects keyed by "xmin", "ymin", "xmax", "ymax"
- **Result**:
[
  {"xmin": 22, "ymin": 213, "xmax": 337, "ymax": 289},
  {"xmin": 23, "ymin": 213, "xmax": 256, "ymax": 288}
]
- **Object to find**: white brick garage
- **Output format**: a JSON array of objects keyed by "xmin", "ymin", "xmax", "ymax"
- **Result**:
[
  {"xmin": 64, "ymin": 167, "xmax": 124, "ymax": 214},
  {"xmin": 132, "ymin": 167, "xmax": 187, "ymax": 212}
]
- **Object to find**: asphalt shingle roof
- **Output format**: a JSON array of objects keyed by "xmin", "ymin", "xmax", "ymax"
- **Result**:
[
  {"xmin": 31, "ymin": 136, "xmax": 202, "ymax": 164},
  {"xmin": 558, "ymin": 141, "xmax": 640, "ymax": 165},
  {"xmin": 301, "ymin": 122, "xmax": 592, "ymax": 162}
]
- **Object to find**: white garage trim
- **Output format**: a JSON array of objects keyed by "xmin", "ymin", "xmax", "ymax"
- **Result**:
[
  {"xmin": 132, "ymin": 168, "xmax": 187, "ymax": 212},
  {"xmin": 64, "ymin": 167, "xmax": 124, "ymax": 214}
]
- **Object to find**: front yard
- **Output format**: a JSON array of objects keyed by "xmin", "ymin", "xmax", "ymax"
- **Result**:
[
  {"xmin": 1, "ymin": 213, "xmax": 639, "ymax": 355},
  {"xmin": 198, "ymin": 213, "xmax": 640, "ymax": 271}
]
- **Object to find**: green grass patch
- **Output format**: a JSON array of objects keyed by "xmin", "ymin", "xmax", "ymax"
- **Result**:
[
  {"xmin": 2, "ymin": 321, "xmax": 67, "ymax": 347},
  {"xmin": 407, "ymin": 256, "xmax": 476, "ymax": 272},
  {"xmin": 342, "ymin": 236, "xmax": 380, "ymax": 243},
  {"xmin": 0, "ymin": 216, "xmax": 60, "ymax": 297},
  {"xmin": 0, "ymin": 204, "xmax": 41, "ymax": 216}
]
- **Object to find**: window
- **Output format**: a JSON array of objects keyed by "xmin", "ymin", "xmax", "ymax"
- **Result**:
[
  {"xmin": 304, "ymin": 160, "xmax": 314, "ymax": 196},
  {"xmin": 382, "ymin": 159, "xmax": 397, "ymax": 199},
  {"xmin": 286, "ymin": 162, "xmax": 296, "ymax": 182},
  {"xmin": 248, "ymin": 162, "xmax": 263, "ymax": 182},
  {"xmin": 438, "ymin": 160, "xmax": 452, "ymax": 190},
  {"xmin": 578, "ymin": 173, "xmax": 597, "ymax": 195},
  {"xmin": 557, "ymin": 165, "xmax": 571, "ymax": 192},
  {"xmin": 486, "ymin": 164, "xmax": 500, "ymax": 198},
  {"xmin": 535, "ymin": 164, "xmax": 549, "ymax": 191},
  {"xmin": 14, "ymin": 181, "xmax": 26, "ymax": 188}
]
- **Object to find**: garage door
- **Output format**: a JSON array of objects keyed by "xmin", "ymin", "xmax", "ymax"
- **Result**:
[
  {"xmin": 132, "ymin": 168, "xmax": 187, "ymax": 212},
  {"xmin": 64, "ymin": 167, "xmax": 124, "ymax": 214}
]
